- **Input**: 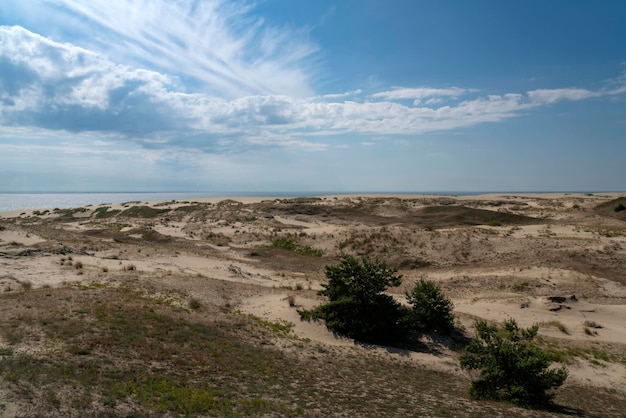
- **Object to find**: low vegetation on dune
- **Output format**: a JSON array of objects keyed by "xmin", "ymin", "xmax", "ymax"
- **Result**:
[{"xmin": 1, "ymin": 194, "xmax": 626, "ymax": 416}]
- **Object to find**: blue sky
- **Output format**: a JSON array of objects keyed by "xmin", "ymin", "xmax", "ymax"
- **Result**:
[{"xmin": 0, "ymin": 0, "xmax": 625, "ymax": 192}]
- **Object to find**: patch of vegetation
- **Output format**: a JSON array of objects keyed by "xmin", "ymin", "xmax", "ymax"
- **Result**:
[
  {"xmin": 337, "ymin": 228, "xmax": 404, "ymax": 258},
  {"xmin": 594, "ymin": 197, "xmax": 626, "ymax": 219},
  {"xmin": 119, "ymin": 206, "xmax": 166, "ymax": 218},
  {"xmin": 0, "ymin": 347, "xmax": 13, "ymax": 356},
  {"xmin": 299, "ymin": 257, "xmax": 454, "ymax": 344},
  {"xmin": 244, "ymin": 314, "xmax": 298, "ymax": 339},
  {"xmin": 92, "ymin": 207, "xmax": 121, "ymax": 219},
  {"xmin": 130, "ymin": 227, "xmax": 173, "ymax": 243},
  {"xmin": 512, "ymin": 282, "xmax": 530, "ymax": 292},
  {"xmin": 460, "ymin": 319, "xmax": 568, "ymax": 408},
  {"xmin": 418, "ymin": 205, "xmax": 537, "ymax": 227},
  {"xmin": 0, "ymin": 281, "xmax": 622, "ymax": 416},
  {"xmin": 0, "ymin": 289, "xmax": 302, "ymax": 416},
  {"xmin": 174, "ymin": 204, "xmax": 203, "ymax": 213},
  {"xmin": 543, "ymin": 320, "xmax": 569, "ymax": 335},
  {"xmin": 397, "ymin": 257, "xmax": 431, "ymax": 270},
  {"xmin": 486, "ymin": 220, "xmax": 502, "ymax": 227},
  {"xmin": 405, "ymin": 279, "xmax": 455, "ymax": 333},
  {"xmin": 548, "ymin": 344, "xmax": 618, "ymax": 365},
  {"xmin": 188, "ymin": 297, "xmax": 202, "ymax": 311},
  {"xmin": 272, "ymin": 237, "xmax": 323, "ymax": 257},
  {"xmin": 54, "ymin": 207, "xmax": 88, "ymax": 217}
]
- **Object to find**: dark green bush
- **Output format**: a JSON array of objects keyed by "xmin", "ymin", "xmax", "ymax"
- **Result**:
[
  {"xmin": 299, "ymin": 257, "xmax": 454, "ymax": 344},
  {"xmin": 299, "ymin": 256, "xmax": 404, "ymax": 343},
  {"xmin": 614, "ymin": 203, "xmax": 626, "ymax": 212},
  {"xmin": 460, "ymin": 319, "xmax": 567, "ymax": 407},
  {"xmin": 406, "ymin": 279, "xmax": 454, "ymax": 333}
]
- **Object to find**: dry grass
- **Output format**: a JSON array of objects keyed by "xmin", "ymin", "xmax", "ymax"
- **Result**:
[
  {"xmin": 188, "ymin": 297, "xmax": 202, "ymax": 311},
  {"xmin": 0, "ymin": 284, "xmax": 623, "ymax": 416},
  {"xmin": 544, "ymin": 320, "xmax": 570, "ymax": 335}
]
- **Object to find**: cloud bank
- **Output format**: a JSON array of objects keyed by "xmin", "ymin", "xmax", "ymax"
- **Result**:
[{"xmin": 1, "ymin": 23, "xmax": 625, "ymax": 155}]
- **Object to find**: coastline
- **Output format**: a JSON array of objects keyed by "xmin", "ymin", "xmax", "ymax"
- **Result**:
[{"xmin": 2, "ymin": 191, "xmax": 625, "ymax": 219}]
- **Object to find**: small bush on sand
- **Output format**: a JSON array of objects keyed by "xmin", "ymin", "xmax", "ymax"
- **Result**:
[
  {"xmin": 299, "ymin": 256, "xmax": 404, "ymax": 343},
  {"xmin": 299, "ymin": 257, "xmax": 454, "ymax": 344},
  {"xmin": 460, "ymin": 319, "xmax": 567, "ymax": 408},
  {"xmin": 188, "ymin": 298, "xmax": 201, "ymax": 311},
  {"xmin": 405, "ymin": 279, "xmax": 454, "ymax": 333}
]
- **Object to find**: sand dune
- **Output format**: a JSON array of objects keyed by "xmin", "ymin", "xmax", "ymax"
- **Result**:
[{"xmin": 1, "ymin": 193, "xmax": 626, "ymax": 414}]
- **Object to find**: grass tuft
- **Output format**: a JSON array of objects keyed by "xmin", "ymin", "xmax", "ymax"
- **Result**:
[
  {"xmin": 272, "ymin": 237, "xmax": 323, "ymax": 257},
  {"xmin": 188, "ymin": 297, "xmax": 202, "ymax": 311}
]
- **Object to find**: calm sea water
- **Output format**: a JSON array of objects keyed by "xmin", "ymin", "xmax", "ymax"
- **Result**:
[{"xmin": 0, "ymin": 192, "xmax": 286, "ymax": 213}]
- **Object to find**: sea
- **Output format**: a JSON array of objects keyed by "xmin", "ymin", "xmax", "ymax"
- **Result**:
[
  {"xmin": 0, "ymin": 192, "xmax": 287, "ymax": 213},
  {"xmin": 0, "ymin": 191, "xmax": 610, "ymax": 213}
]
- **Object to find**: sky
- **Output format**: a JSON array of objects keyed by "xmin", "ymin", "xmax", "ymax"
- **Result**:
[{"xmin": 0, "ymin": 0, "xmax": 625, "ymax": 193}]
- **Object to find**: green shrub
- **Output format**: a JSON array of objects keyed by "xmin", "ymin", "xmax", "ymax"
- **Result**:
[
  {"xmin": 119, "ymin": 205, "xmax": 165, "ymax": 218},
  {"xmin": 93, "ymin": 206, "xmax": 121, "ymax": 219},
  {"xmin": 460, "ymin": 319, "xmax": 568, "ymax": 407},
  {"xmin": 299, "ymin": 256, "xmax": 404, "ymax": 343},
  {"xmin": 299, "ymin": 258, "xmax": 455, "ymax": 344},
  {"xmin": 615, "ymin": 203, "xmax": 626, "ymax": 212},
  {"xmin": 406, "ymin": 279, "xmax": 454, "ymax": 333}
]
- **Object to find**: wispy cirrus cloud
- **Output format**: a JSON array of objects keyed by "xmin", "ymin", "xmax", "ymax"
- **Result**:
[{"xmin": 33, "ymin": 0, "xmax": 319, "ymax": 99}]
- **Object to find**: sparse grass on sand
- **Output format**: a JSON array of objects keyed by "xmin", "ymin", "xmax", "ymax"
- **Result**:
[{"xmin": 0, "ymin": 284, "xmax": 624, "ymax": 417}]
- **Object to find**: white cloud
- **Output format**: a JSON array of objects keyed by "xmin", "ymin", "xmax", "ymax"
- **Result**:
[
  {"xmin": 320, "ymin": 89, "xmax": 363, "ymax": 99},
  {"xmin": 1, "ymin": 26, "xmax": 625, "ymax": 156},
  {"xmin": 36, "ymin": 0, "xmax": 318, "ymax": 98},
  {"xmin": 526, "ymin": 88, "xmax": 597, "ymax": 104},
  {"xmin": 372, "ymin": 87, "xmax": 473, "ymax": 101}
]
